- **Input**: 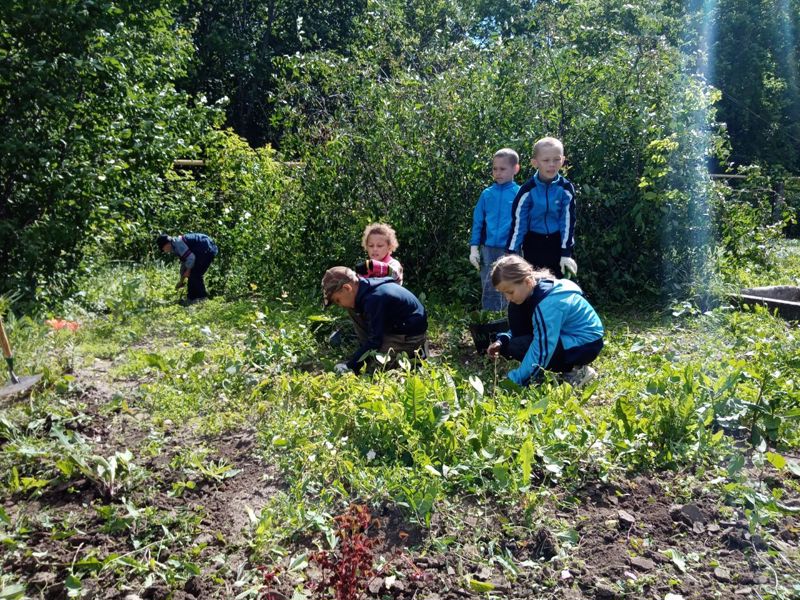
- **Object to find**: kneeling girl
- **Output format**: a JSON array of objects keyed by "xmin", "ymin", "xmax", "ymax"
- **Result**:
[{"xmin": 487, "ymin": 255, "xmax": 604, "ymax": 386}]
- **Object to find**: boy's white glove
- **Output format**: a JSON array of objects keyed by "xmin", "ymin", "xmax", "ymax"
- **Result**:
[
  {"xmin": 333, "ymin": 362, "xmax": 351, "ymax": 375},
  {"xmin": 560, "ymin": 257, "xmax": 578, "ymax": 276},
  {"xmin": 469, "ymin": 246, "xmax": 480, "ymax": 270}
]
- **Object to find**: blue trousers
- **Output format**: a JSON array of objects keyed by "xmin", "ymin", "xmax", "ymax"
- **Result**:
[{"xmin": 480, "ymin": 246, "xmax": 508, "ymax": 311}]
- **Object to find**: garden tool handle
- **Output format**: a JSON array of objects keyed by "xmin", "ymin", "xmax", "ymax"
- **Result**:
[
  {"xmin": 0, "ymin": 319, "xmax": 13, "ymax": 360},
  {"xmin": 0, "ymin": 319, "xmax": 20, "ymax": 384}
]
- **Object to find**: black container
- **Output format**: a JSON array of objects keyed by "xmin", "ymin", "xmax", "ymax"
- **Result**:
[{"xmin": 469, "ymin": 318, "xmax": 509, "ymax": 353}]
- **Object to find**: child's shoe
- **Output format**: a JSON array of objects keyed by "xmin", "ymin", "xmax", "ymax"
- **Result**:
[{"xmin": 562, "ymin": 365, "xmax": 597, "ymax": 387}]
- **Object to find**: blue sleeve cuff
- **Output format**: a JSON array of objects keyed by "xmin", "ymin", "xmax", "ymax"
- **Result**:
[
  {"xmin": 508, "ymin": 368, "xmax": 531, "ymax": 387},
  {"xmin": 496, "ymin": 331, "xmax": 511, "ymax": 348}
]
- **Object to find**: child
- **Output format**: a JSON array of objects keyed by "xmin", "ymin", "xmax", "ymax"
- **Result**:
[
  {"xmin": 322, "ymin": 266, "xmax": 427, "ymax": 374},
  {"xmin": 355, "ymin": 223, "xmax": 404, "ymax": 285},
  {"xmin": 505, "ymin": 137, "xmax": 578, "ymax": 279},
  {"xmin": 469, "ymin": 148, "xmax": 521, "ymax": 310},
  {"xmin": 486, "ymin": 255, "xmax": 603, "ymax": 387},
  {"xmin": 156, "ymin": 232, "xmax": 218, "ymax": 303}
]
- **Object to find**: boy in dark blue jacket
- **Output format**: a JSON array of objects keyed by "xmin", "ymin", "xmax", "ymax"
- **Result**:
[
  {"xmin": 322, "ymin": 266, "xmax": 428, "ymax": 374},
  {"xmin": 156, "ymin": 233, "xmax": 218, "ymax": 303},
  {"xmin": 506, "ymin": 137, "xmax": 578, "ymax": 278},
  {"xmin": 469, "ymin": 148, "xmax": 521, "ymax": 310},
  {"xmin": 487, "ymin": 255, "xmax": 603, "ymax": 387}
]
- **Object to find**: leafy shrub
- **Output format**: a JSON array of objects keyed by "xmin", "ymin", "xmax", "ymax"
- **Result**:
[{"xmin": 0, "ymin": 0, "xmax": 219, "ymax": 306}]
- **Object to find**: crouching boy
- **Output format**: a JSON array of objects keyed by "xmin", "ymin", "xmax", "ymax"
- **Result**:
[{"xmin": 322, "ymin": 266, "xmax": 428, "ymax": 374}]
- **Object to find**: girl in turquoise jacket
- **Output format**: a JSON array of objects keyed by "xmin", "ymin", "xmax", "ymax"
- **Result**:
[{"xmin": 486, "ymin": 255, "xmax": 603, "ymax": 387}]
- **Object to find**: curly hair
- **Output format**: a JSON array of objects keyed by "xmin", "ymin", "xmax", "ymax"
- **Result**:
[{"xmin": 361, "ymin": 222, "xmax": 399, "ymax": 253}]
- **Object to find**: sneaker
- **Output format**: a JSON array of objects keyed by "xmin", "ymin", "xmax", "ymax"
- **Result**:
[{"xmin": 562, "ymin": 365, "xmax": 597, "ymax": 387}]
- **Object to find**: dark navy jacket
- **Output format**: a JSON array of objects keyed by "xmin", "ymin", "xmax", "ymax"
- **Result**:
[
  {"xmin": 506, "ymin": 172, "xmax": 576, "ymax": 257},
  {"xmin": 347, "ymin": 277, "xmax": 428, "ymax": 370},
  {"xmin": 170, "ymin": 233, "xmax": 218, "ymax": 275}
]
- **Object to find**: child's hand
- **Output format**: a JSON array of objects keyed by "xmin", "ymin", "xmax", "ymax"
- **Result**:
[
  {"xmin": 560, "ymin": 257, "xmax": 578, "ymax": 277},
  {"xmin": 486, "ymin": 340, "xmax": 502, "ymax": 359},
  {"xmin": 469, "ymin": 246, "xmax": 480, "ymax": 270}
]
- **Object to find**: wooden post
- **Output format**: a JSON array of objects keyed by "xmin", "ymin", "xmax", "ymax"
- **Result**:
[{"xmin": 773, "ymin": 181, "xmax": 786, "ymax": 224}]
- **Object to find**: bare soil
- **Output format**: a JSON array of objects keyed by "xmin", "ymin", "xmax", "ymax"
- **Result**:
[{"xmin": 3, "ymin": 357, "xmax": 798, "ymax": 600}]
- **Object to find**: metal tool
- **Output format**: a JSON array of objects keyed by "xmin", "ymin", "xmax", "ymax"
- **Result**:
[{"xmin": 0, "ymin": 317, "xmax": 41, "ymax": 400}]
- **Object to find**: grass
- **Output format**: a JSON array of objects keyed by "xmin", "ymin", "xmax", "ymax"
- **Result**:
[{"xmin": 1, "ymin": 243, "xmax": 799, "ymax": 598}]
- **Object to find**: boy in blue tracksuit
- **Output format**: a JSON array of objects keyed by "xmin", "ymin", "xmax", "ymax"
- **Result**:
[
  {"xmin": 156, "ymin": 233, "xmax": 218, "ymax": 303},
  {"xmin": 321, "ymin": 266, "xmax": 428, "ymax": 374},
  {"xmin": 469, "ymin": 148, "xmax": 521, "ymax": 310},
  {"xmin": 506, "ymin": 137, "xmax": 578, "ymax": 279},
  {"xmin": 487, "ymin": 255, "xmax": 603, "ymax": 387}
]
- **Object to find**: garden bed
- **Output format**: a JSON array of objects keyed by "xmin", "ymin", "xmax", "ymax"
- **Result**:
[{"xmin": 731, "ymin": 285, "xmax": 800, "ymax": 320}]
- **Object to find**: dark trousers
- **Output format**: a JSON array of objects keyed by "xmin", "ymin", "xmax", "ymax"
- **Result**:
[
  {"xmin": 522, "ymin": 232, "xmax": 563, "ymax": 278},
  {"xmin": 501, "ymin": 336, "xmax": 603, "ymax": 374},
  {"xmin": 187, "ymin": 253, "xmax": 215, "ymax": 300}
]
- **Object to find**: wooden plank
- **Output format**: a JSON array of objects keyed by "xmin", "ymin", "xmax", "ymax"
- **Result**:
[{"xmin": 172, "ymin": 159, "xmax": 306, "ymax": 168}]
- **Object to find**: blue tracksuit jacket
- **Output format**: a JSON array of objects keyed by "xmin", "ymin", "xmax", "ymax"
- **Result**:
[
  {"xmin": 348, "ymin": 277, "xmax": 428, "ymax": 371},
  {"xmin": 505, "ymin": 279, "xmax": 603, "ymax": 386},
  {"xmin": 470, "ymin": 181, "xmax": 521, "ymax": 248},
  {"xmin": 506, "ymin": 173, "xmax": 576, "ymax": 256}
]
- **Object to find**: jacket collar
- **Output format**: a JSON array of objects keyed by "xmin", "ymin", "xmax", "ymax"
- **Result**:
[
  {"xmin": 533, "ymin": 172, "xmax": 563, "ymax": 186},
  {"xmin": 493, "ymin": 180, "xmax": 517, "ymax": 190}
]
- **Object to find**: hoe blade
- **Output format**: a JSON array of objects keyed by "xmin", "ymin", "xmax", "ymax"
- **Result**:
[{"xmin": 0, "ymin": 374, "xmax": 43, "ymax": 401}]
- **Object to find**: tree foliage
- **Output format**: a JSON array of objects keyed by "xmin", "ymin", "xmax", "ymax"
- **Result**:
[
  {"xmin": 710, "ymin": 0, "xmax": 800, "ymax": 171},
  {"xmin": 0, "ymin": 0, "xmax": 219, "ymax": 303},
  {"xmin": 177, "ymin": 0, "xmax": 367, "ymax": 146},
  {"xmin": 1, "ymin": 0, "xmax": 793, "ymax": 307},
  {"xmin": 263, "ymin": 0, "xmax": 742, "ymax": 302}
]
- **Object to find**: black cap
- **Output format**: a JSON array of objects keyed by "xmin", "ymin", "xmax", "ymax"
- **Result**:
[{"xmin": 156, "ymin": 234, "xmax": 170, "ymax": 250}]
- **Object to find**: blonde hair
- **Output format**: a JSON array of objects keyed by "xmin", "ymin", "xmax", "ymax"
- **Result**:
[
  {"xmin": 493, "ymin": 148, "xmax": 519, "ymax": 167},
  {"xmin": 532, "ymin": 136, "xmax": 564, "ymax": 158},
  {"xmin": 491, "ymin": 255, "xmax": 555, "ymax": 287},
  {"xmin": 362, "ymin": 222, "xmax": 399, "ymax": 253}
]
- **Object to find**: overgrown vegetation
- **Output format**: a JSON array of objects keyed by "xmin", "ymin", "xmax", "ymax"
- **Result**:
[
  {"xmin": 2, "ymin": 0, "xmax": 798, "ymax": 306},
  {"xmin": 2, "ymin": 0, "xmax": 800, "ymax": 598},
  {"xmin": 1, "ymin": 244, "xmax": 798, "ymax": 598}
]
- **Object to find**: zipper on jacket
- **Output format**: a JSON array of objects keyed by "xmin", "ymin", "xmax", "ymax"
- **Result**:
[{"xmin": 544, "ymin": 181, "xmax": 550, "ymax": 233}]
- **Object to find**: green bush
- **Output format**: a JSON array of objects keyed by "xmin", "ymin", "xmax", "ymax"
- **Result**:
[{"xmin": 0, "ymin": 0, "xmax": 219, "ymax": 306}]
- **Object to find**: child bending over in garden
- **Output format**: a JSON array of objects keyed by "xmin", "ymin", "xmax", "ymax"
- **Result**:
[
  {"xmin": 469, "ymin": 148, "xmax": 521, "ymax": 311},
  {"xmin": 487, "ymin": 255, "xmax": 603, "ymax": 387},
  {"xmin": 156, "ymin": 232, "xmax": 218, "ymax": 304},
  {"xmin": 506, "ymin": 137, "xmax": 578, "ymax": 279},
  {"xmin": 322, "ymin": 266, "xmax": 427, "ymax": 374},
  {"xmin": 354, "ymin": 222, "xmax": 404, "ymax": 285}
]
